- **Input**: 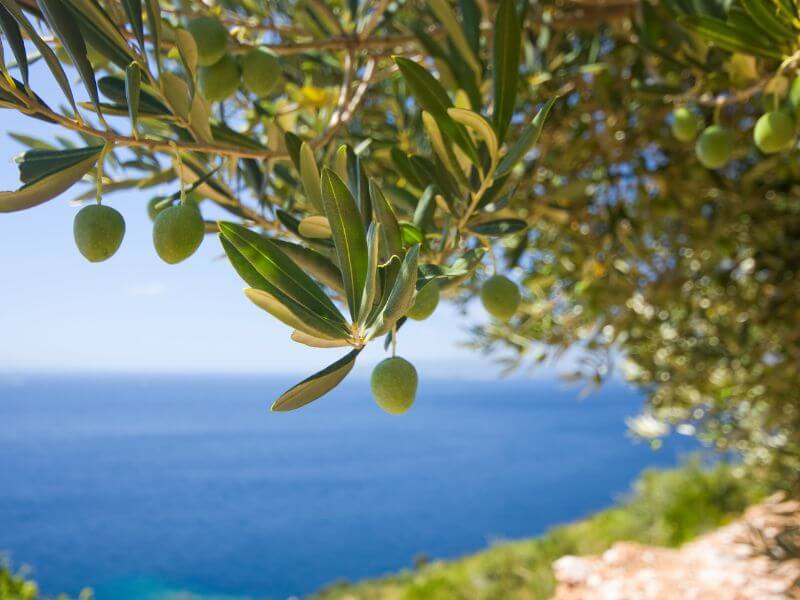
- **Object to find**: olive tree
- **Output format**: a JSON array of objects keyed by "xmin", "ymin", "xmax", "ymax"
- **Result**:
[{"xmin": 0, "ymin": 0, "xmax": 798, "ymax": 485}]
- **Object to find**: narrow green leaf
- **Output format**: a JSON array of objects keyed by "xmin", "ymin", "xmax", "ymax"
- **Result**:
[
  {"xmin": 679, "ymin": 16, "xmax": 785, "ymax": 59},
  {"xmin": 0, "ymin": 4, "xmax": 27, "ymax": 86},
  {"xmin": 99, "ymin": 75, "xmax": 169, "ymax": 113},
  {"xmin": 468, "ymin": 218, "xmax": 527, "ymax": 236},
  {"xmin": 496, "ymin": 97, "xmax": 556, "ymax": 178},
  {"xmin": 219, "ymin": 233, "xmax": 348, "ymax": 340},
  {"xmin": 367, "ymin": 244, "xmax": 420, "ymax": 338},
  {"xmin": 413, "ymin": 185, "xmax": 437, "ymax": 232},
  {"xmin": 393, "ymin": 56, "xmax": 479, "ymax": 164},
  {"xmin": 493, "ymin": 0, "xmax": 522, "ymax": 144},
  {"xmin": 175, "ymin": 28, "xmax": 199, "ymax": 80},
  {"xmin": 243, "ymin": 288, "xmax": 345, "ymax": 341},
  {"xmin": 321, "ymin": 168, "xmax": 369, "ymax": 321},
  {"xmin": 271, "ymin": 349, "xmax": 361, "ymax": 412},
  {"xmin": 143, "ymin": 0, "xmax": 162, "ymax": 74},
  {"xmin": 272, "ymin": 239, "xmax": 344, "ymax": 295},
  {"xmin": 0, "ymin": 0, "xmax": 77, "ymax": 112},
  {"xmin": 16, "ymin": 145, "xmax": 103, "ymax": 184},
  {"xmin": 284, "ymin": 132, "xmax": 303, "ymax": 170},
  {"xmin": 368, "ymin": 179, "xmax": 403, "ymax": 263},
  {"xmin": 125, "ymin": 62, "xmax": 141, "ymax": 137},
  {"xmin": 290, "ymin": 330, "xmax": 350, "ymax": 348},
  {"xmin": 219, "ymin": 221, "xmax": 348, "ymax": 330},
  {"xmin": 0, "ymin": 146, "xmax": 102, "ymax": 212},
  {"xmin": 390, "ymin": 148, "xmax": 426, "ymax": 189},
  {"xmin": 358, "ymin": 222, "xmax": 381, "ymax": 324},
  {"xmin": 741, "ymin": 0, "xmax": 794, "ymax": 40},
  {"xmin": 448, "ymin": 107, "xmax": 499, "ymax": 164},
  {"xmin": 300, "ymin": 142, "xmax": 324, "ymax": 214},
  {"xmin": 334, "ymin": 144, "xmax": 349, "ymax": 184},
  {"xmin": 160, "ymin": 71, "xmax": 190, "ymax": 120},
  {"xmin": 122, "ymin": 0, "xmax": 144, "ymax": 49},
  {"xmin": 429, "ymin": 0, "xmax": 481, "ymax": 76}
]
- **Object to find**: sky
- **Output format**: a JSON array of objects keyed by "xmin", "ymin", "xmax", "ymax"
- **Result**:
[{"xmin": 0, "ymin": 65, "xmax": 515, "ymax": 378}]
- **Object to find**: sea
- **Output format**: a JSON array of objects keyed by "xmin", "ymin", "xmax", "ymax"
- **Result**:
[{"xmin": 0, "ymin": 373, "xmax": 695, "ymax": 599}]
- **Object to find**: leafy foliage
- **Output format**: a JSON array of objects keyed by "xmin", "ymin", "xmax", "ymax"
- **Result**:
[{"xmin": 1, "ymin": 0, "xmax": 799, "ymax": 480}]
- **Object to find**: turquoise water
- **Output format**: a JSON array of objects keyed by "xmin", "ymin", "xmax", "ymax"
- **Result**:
[{"xmin": 0, "ymin": 374, "xmax": 693, "ymax": 599}]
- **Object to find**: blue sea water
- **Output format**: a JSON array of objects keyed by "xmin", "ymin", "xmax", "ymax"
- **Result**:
[{"xmin": 0, "ymin": 374, "xmax": 694, "ymax": 599}]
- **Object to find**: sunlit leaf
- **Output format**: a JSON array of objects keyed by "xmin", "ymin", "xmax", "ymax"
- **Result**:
[
  {"xmin": 272, "ymin": 349, "xmax": 361, "ymax": 411},
  {"xmin": 321, "ymin": 168, "xmax": 369, "ymax": 320}
]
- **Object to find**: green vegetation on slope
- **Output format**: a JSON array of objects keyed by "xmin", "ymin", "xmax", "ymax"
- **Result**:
[{"xmin": 311, "ymin": 458, "xmax": 766, "ymax": 600}]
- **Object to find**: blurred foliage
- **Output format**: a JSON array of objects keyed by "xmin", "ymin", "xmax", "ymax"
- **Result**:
[{"xmin": 312, "ymin": 457, "xmax": 767, "ymax": 599}]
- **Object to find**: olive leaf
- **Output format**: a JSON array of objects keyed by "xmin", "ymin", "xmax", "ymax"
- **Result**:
[
  {"xmin": 0, "ymin": 0, "xmax": 77, "ymax": 112},
  {"xmin": 299, "ymin": 142, "xmax": 324, "ymax": 214},
  {"xmin": 122, "ymin": 0, "xmax": 144, "ymax": 49},
  {"xmin": 125, "ymin": 62, "xmax": 141, "ymax": 136},
  {"xmin": 394, "ymin": 56, "xmax": 479, "ymax": 165},
  {"xmin": 290, "ymin": 330, "xmax": 350, "ymax": 348},
  {"xmin": 368, "ymin": 180, "xmax": 403, "ymax": 263},
  {"xmin": 160, "ymin": 71, "xmax": 191, "ymax": 121},
  {"xmin": 358, "ymin": 222, "xmax": 381, "ymax": 323},
  {"xmin": 422, "ymin": 111, "xmax": 465, "ymax": 181},
  {"xmin": 243, "ymin": 288, "xmax": 346, "ymax": 341},
  {"xmin": 0, "ymin": 4, "xmax": 27, "ymax": 87},
  {"xmin": 143, "ymin": 0, "xmax": 162, "ymax": 74},
  {"xmin": 272, "ymin": 239, "xmax": 344, "ymax": 295},
  {"xmin": 0, "ymin": 145, "xmax": 103, "ymax": 212},
  {"xmin": 447, "ymin": 108, "xmax": 499, "ymax": 164},
  {"xmin": 468, "ymin": 218, "xmax": 527, "ymax": 236},
  {"xmin": 219, "ymin": 222, "xmax": 350, "ymax": 334},
  {"xmin": 272, "ymin": 349, "xmax": 361, "ymax": 412},
  {"xmin": 366, "ymin": 244, "xmax": 420, "ymax": 339},
  {"xmin": 429, "ymin": 0, "xmax": 481, "ymax": 76},
  {"xmin": 492, "ymin": 0, "xmax": 522, "ymax": 144},
  {"xmin": 495, "ymin": 98, "xmax": 556, "ymax": 178},
  {"xmin": 99, "ymin": 75, "xmax": 170, "ymax": 114},
  {"xmin": 321, "ymin": 168, "xmax": 369, "ymax": 321},
  {"xmin": 63, "ymin": 0, "xmax": 138, "ymax": 70},
  {"xmin": 36, "ymin": 0, "xmax": 101, "ymax": 115}
]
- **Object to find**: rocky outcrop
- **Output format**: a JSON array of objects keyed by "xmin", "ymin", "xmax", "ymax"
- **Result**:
[{"xmin": 554, "ymin": 494, "xmax": 800, "ymax": 599}]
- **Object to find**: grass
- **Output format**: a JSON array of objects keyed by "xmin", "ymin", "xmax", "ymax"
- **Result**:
[
  {"xmin": 310, "ymin": 457, "xmax": 767, "ymax": 600},
  {"xmin": 0, "ymin": 457, "xmax": 766, "ymax": 600}
]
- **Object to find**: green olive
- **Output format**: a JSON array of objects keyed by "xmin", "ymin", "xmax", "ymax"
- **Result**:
[
  {"xmin": 753, "ymin": 111, "xmax": 796, "ymax": 154},
  {"xmin": 73, "ymin": 204, "xmax": 125, "ymax": 263},
  {"xmin": 241, "ymin": 48, "xmax": 282, "ymax": 97},
  {"xmin": 480, "ymin": 274, "xmax": 521, "ymax": 320},
  {"xmin": 371, "ymin": 357, "xmax": 418, "ymax": 415},
  {"xmin": 199, "ymin": 54, "xmax": 241, "ymax": 102},
  {"xmin": 153, "ymin": 204, "xmax": 205, "ymax": 264},
  {"xmin": 186, "ymin": 17, "xmax": 228, "ymax": 67},
  {"xmin": 695, "ymin": 125, "xmax": 733, "ymax": 169},
  {"xmin": 670, "ymin": 108, "xmax": 702, "ymax": 143},
  {"xmin": 407, "ymin": 281, "xmax": 440, "ymax": 321}
]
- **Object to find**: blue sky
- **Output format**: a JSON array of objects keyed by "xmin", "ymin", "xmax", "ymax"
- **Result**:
[{"xmin": 0, "ymin": 67, "xmax": 514, "ymax": 377}]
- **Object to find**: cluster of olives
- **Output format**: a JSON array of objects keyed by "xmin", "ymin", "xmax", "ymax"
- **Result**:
[
  {"xmin": 671, "ymin": 104, "xmax": 797, "ymax": 170},
  {"xmin": 187, "ymin": 16, "xmax": 281, "ymax": 102},
  {"xmin": 368, "ymin": 274, "xmax": 521, "ymax": 415},
  {"xmin": 73, "ymin": 201, "xmax": 204, "ymax": 264}
]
